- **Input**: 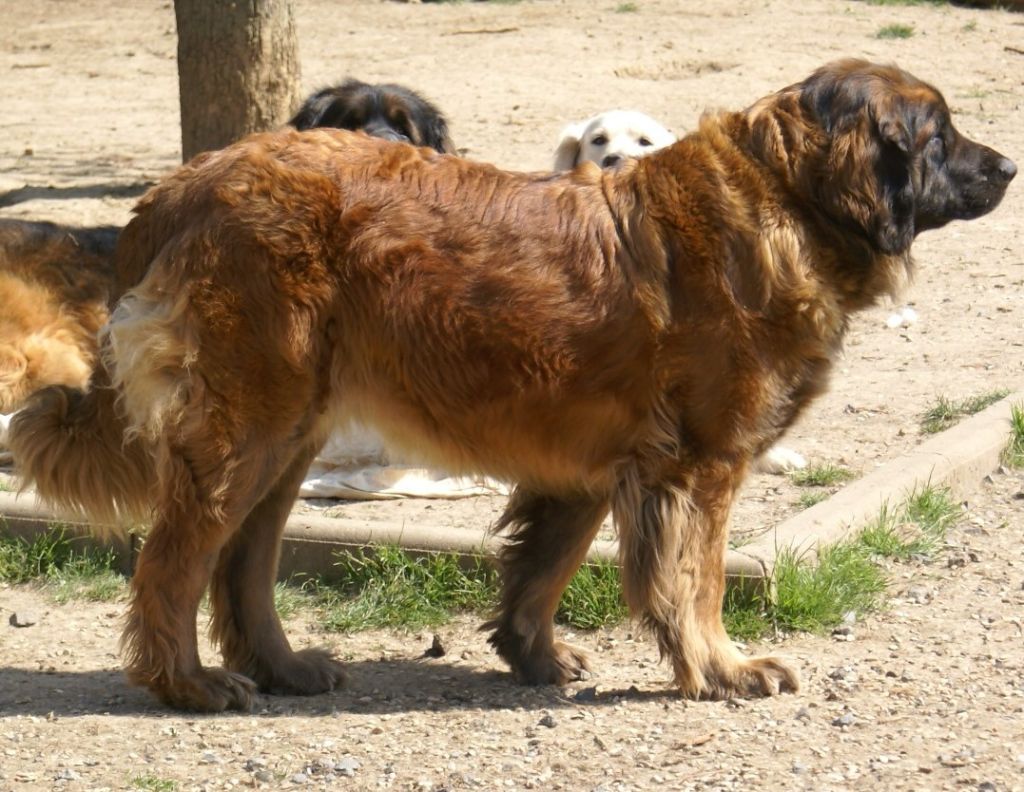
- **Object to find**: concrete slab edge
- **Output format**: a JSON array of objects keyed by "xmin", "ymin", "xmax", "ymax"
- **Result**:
[{"xmin": 731, "ymin": 388, "xmax": 1023, "ymax": 573}]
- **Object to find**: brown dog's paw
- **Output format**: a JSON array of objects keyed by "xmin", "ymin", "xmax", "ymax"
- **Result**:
[
  {"xmin": 735, "ymin": 655, "xmax": 800, "ymax": 697},
  {"xmin": 515, "ymin": 641, "xmax": 592, "ymax": 686},
  {"xmin": 150, "ymin": 667, "xmax": 258, "ymax": 712},
  {"xmin": 691, "ymin": 654, "xmax": 800, "ymax": 700},
  {"xmin": 256, "ymin": 647, "xmax": 347, "ymax": 697}
]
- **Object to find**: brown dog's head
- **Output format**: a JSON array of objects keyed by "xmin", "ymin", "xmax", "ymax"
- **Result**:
[{"xmin": 749, "ymin": 59, "xmax": 1015, "ymax": 255}]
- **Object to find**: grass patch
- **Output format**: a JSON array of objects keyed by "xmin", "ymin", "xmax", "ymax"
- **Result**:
[
  {"xmin": 311, "ymin": 483, "xmax": 957, "ymax": 639},
  {"xmin": 273, "ymin": 580, "xmax": 317, "ymax": 621},
  {"xmin": 796, "ymin": 491, "xmax": 830, "ymax": 510},
  {"xmin": 920, "ymin": 388, "xmax": 1009, "ymax": 434},
  {"xmin": 556, "ymin": 558, "xmax": 628, "ymax": 629},
  {"xmin": 247, "ymin": 484, "xmax": 963, "ymax": 644},
  {"xmin": 790, "ymin": 463, "xmax": 856, "ymax": 488},
  {"xmin": 1002, "ymin": 402, "xmax": 1024, "ymax": 468},
  {"xmin": 0, "ymin": 525, "xmax": 125, "ymax": 602},
  {"xmin": 876, "ymin": 23, "xmax": 915, "ymax": 38},
  {"xmin": 130, "ymin": 775, "xmax": 178, "ymax": 792},
  {"xmin": 771, "ymin": 542, "xmax": 887, "ymax": 632},
  {"xmin": 725, "ymin": 485, "xmax": 959, "ymax": 638},
  {"xmin": 312, "ymin": 547, "xmax": 630, "ymax": 632},
  {"xmin": 858, "ymin": 485, "xmax": 958, "ymax": 560},
  {"xmin": 317, "ymin": 546, "xmax": 499, "ymax": 632},
  {"xmin": 615, "ymin": 1, "xmax": 639, "ymax": 11}
]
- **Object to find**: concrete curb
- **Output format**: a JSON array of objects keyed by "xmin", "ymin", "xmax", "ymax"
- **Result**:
[
  {"xmin": 731, "ymin": 389, "xmax": 1022, "ymax": 573},
  {"xmin": 1, "ymin": 391, "xmax": 1018, "ymax": 592}
]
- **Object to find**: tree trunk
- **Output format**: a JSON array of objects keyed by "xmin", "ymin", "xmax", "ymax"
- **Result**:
[{"xmin": 174, "ymin": 0, "xmax": 301, "ymax": 162}]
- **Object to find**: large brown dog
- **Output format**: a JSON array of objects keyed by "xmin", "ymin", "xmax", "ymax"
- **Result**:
[{"xmin": 10, "ymin": 60, "xmax": 1015, "ymax": 711}]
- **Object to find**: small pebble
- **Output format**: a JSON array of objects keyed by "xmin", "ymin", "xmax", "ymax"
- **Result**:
[
  {"xmin": 8, "ymin": 612, "xmax": 37, "ymax": 628},
  {"xmin": 832, "ymin": 712, "xmax": 856, "ymax": 727}
]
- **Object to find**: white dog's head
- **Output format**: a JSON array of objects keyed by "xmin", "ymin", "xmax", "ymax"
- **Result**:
[{"xmin": 553, "ymin": 110, "xmax": 676, "ymax": 171}]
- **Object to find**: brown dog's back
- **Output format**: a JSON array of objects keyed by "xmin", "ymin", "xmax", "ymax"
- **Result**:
[{"xmin": 106, "ymin": 131, "xmax": 667, "ymax": 494}]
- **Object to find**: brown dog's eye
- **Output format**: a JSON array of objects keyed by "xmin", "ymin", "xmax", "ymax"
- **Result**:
[
  {"xmin": 639, "ymin": 137, "xmax": 653, "ymax": 147},
  {"xmin": 592, "ymin": 135, "xmax": 608, "ymax": 146}
]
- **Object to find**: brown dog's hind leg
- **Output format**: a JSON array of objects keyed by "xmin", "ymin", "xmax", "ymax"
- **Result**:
[
  {"xmin": 614, "ymin": 461, "xmax": 799, "ymax": 700},
  {"xmin": 121, "ymin": 448, "xmax": 258, "ymax": 712},
  {"xmin": 122, "ymin": 431, "xmax": 322, "ymax": 712},
  {"xmin": 485, "ymin": 489, "xmax": 609, "ymax": 685},
  {"xmin": 209, "ymin": 440, "xmax": 346, "ymax": 697}
]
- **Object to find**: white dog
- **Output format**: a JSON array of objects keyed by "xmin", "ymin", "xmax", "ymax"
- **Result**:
[
  {"xmin": 554, "ymin": 110, "xmax": 806, "ymax": 475},
  {"xmin": 553, "ymin": 110, "xmax": 676, "ymax": 170}
]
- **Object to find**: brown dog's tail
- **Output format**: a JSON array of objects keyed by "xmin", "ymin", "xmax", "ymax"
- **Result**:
[{"xmin": 8, "ymin": 369, "xmax": 155, "ymax": 530}]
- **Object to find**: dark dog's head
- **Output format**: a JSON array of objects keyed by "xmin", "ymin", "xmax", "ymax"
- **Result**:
[
  {"xmin": 289, "ymin": 78, "xmax": 456, "ymax": 155},
  {"xmin": 748, "ymin": 59, "xmax": 1015, "ymax": 255}
]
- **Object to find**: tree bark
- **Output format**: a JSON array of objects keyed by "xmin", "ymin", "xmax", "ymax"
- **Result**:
[{"xmin": 174, "ymin": 0, "xmax": 301, "ymax": 162}]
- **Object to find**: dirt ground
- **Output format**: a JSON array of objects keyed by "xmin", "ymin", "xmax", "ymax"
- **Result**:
[{"xmin": 1, "ymin": 0, "xmax": 1023, "ymax": 790}]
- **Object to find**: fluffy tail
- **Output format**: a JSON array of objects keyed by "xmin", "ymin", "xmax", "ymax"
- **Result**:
[{"xmin": 8, "ymin": 368, "xmax": 155, "ymax": 530}]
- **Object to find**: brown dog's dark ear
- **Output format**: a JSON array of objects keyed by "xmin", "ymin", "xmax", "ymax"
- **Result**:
[
  {"xmin": 798, "ymin": 60, "xmax": 917, "ymax": 255},
  {"xmin": 426, "ymin": 115, "xmax": 458, "ymax": 155},
  {"xmin": 867, "ymin": 93, "xmax": 916, "ymax": 254},
  {"xmin": 871, "ymin": 137, "xmax": 916, "ymax": 254},
  {"xmin": 877, "ymin": 113, "xmax": 911, "ymax": 154}
]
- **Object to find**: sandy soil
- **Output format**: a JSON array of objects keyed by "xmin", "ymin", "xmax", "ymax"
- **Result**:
[{"xmin": 1, "ymin": 0, "xmax": 1023, "ymax": 789}]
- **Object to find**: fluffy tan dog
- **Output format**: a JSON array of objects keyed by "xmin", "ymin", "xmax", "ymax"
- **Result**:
[{"xmin": 11, "ymin": 60, "xmax": 1015, "ymax": 711}]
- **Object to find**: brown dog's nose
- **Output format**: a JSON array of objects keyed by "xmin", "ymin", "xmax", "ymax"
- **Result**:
[{"xmin": 997, "ymin": 157, "xmax": 1017, "ymax": 183}]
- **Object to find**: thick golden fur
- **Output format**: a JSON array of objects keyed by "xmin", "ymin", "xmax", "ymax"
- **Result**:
[
  {"xmin": 10, "ymin": 60, "xmax": 1015, "ymax": 711},
  {"xmin": 0, "ymin": 220, "xmax": 119, "ymax": 412}
]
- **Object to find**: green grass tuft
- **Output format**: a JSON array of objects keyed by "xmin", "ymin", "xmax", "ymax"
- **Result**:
[
  {"xmin": 921, "ymin": 389, "xmax": 1009, "ymax": 434},
  {"xmin": 0, "ymin": 526, "xmax": 125, "ymax": 603},
  {"xmin": 311, "ymin": 483, "xmax": 959, "ymax": 640},
  {"xmin": 771, "ymin": 542, "xmax": 887, "ymax": 632},
  {"xmin": 725, "ymin": 484, "xmax": 959, "ymax": 637},
  {"xmin": 615, "ymin": 1, "xmax": 639, "ymax": 11},
  {"xmin": 318, "ymin": 546, "xmax": 498, "ymax": 632},
  {"xmin": 790, "ymin": 463, "xmax": 856, "ymax": 488},
  {"xmin": 796, "ymin": 491, "xmax": 830, "ymax": 510},
  {"xmin": 273, "ymin": 580, "xmax": 317, "ymax": 621},
  {"xmin": 876, "ymin": 23, "xmax": 915, "ymax": 38},
  {"xmin": 313, "ymin": 547, "xmax": 630, "ymax": 632},
  {"xmin": 1002, "ymin": 402, "xmax": 1024, "ymax": 468},
  {"xmin": 130, "ymin": 775, "xmax": 178, "ymax": 792},
  {"xmin": 557, "ymin": 559, "xmax": 628, "ymax": 629}
]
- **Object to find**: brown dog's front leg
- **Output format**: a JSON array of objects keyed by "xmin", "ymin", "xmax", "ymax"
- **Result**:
[{"xmin": 613, "ymin": 460, "xmax": 799, "ymax": 699}]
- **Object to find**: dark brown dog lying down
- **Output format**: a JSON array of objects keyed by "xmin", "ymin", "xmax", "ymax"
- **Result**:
[
  {"xmin": 10, "ymin": 60, "xmax": 1015, "ymax": 711},
  {"xmin": 0, "ymin": 221, "xmax": 119, "ymax": 412}
]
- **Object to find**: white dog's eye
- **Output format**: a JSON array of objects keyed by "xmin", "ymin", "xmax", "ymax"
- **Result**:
[
  {"xmin": 639, "ymin": 137, "xmax": 653, "ymax": 147},
  {"xmin": 592, "ymin": 134, "xmax": 608, "ymax": 146}
]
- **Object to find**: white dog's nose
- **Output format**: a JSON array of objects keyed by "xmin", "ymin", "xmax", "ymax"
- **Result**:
[{"xmin": 602, "ymin": 154, "xmax": 622, "ymax": 168}]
